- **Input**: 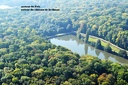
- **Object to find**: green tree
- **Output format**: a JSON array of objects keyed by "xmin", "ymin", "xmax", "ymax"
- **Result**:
[
  {"xmin": 119, "ymin": 50, "xmax": 128, "ymax": 59},
  {"xmin": 85, "ymin": 29, "xmax": 90, "ymax": 43},
  {"xmin": 104, "ymin": 43, "xmax": 112, "ymax": 53},
  {"xmin": 95, "ymin": 39, "xmax": 103, "ymax": 50},
  {"xmin": 0, "ymin": 62, "xmax": 4, "ymax": 69},
  {"xmin": 12, "ymin": 77, "xmax": 19, "ymax": 83},
  {"xmin": 32, "ymin": 68, "xmax": 44, "ymax": 78},
  {"xmin": 20, "ymin": 76, "xmax": 30, "ymax": 82}
]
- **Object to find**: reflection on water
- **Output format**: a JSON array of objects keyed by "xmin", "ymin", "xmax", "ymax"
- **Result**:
[{"xmin": 50, "ymin": 35, "xmax": 128, "ymax": 64}]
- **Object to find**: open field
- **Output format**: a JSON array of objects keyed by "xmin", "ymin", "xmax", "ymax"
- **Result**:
[{"xmin": 88, "ymin": 36, "xmax": 120, "ymax": 53}]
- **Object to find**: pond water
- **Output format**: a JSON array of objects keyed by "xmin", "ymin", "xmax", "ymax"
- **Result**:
[{"xmin": 50, "ymin": 35, "xmax": 128, "ymax": 64}]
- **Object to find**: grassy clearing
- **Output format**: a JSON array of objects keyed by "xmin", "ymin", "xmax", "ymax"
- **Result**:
[
  {"xmin": 101, "ymin": 41, "xmax": 119, "ymax": 53},
  {"xmin": 111, "ymin": 46, "xmax": 120, "ymax": 53},
  {"xmin": 88, "ymin": 37, "xmax": 97, "ymax": 42},
  {"xmin": 101, "ymin": 41, "xmax": 108, "ymax": 47},
  {"xmin": 88, "ymin": 37, "xmax": 119, "ymax": 53}
]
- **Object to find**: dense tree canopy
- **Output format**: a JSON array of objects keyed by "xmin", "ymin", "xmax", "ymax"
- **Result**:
[
  {"xmin": 0, "ymin": 0, "xmax": 128, "ymax": 84},
  {"xmin": 0, "ymin": 25, "xmax": 128, "ymax": 85},
  {"xmin": 0, "ymin": 0, "xmax": 128, "ymax": 50}
]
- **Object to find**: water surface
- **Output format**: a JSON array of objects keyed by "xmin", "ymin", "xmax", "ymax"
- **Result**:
[{"xmin": 50, "ymin": 35, "xmax": 128, "ymax": 64}]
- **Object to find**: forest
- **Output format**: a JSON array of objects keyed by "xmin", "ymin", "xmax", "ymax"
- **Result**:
[
  {"xmin": 0, "ymin": 0, "xmax": 128, "ymax": 85},
  {"xmin": 0, "ymin": 0, "xmax": 128, "ymax": 56},
  {"xmin": 0, "ymin": 27, "xmax": 128, "ymax": 85}
]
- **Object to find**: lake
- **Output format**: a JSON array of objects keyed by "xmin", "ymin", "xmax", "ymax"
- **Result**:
[{"xmin": 50, "ymin": 35, "xmax": 128, "ymax": 64}]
